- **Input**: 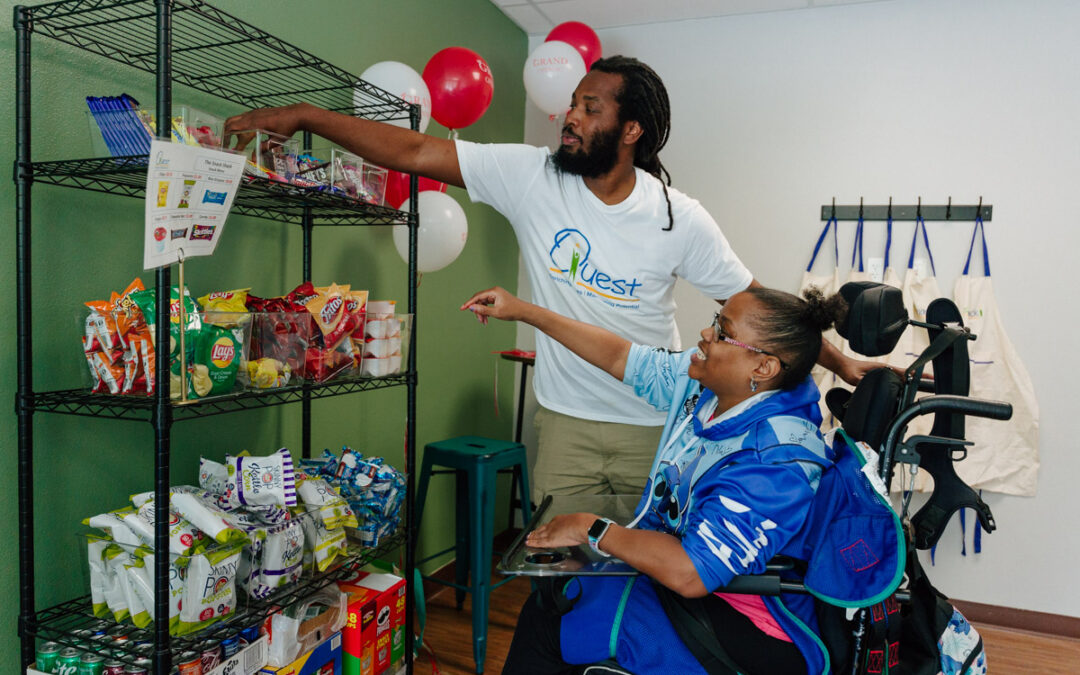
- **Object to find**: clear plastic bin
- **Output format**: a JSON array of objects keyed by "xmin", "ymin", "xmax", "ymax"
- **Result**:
[
  {"xmin": 80, "ymin": 308, "xmax": 251, "ymax": 399},
  {"xmin": 245, "ymin": 311, "xmax": 361, "ymax": 386},
  {"xmin": 228, "ymin": 129, "xmax": 300, "ymax": 183},
  {"xmin": 357, "ymin": 305, "xmax": 410, "ymax": 378}
]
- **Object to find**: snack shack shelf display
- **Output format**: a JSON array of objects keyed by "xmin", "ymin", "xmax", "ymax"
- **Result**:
[{"xmin": 14, "ymin": 1, "xmax": 420, "ymax": 672}]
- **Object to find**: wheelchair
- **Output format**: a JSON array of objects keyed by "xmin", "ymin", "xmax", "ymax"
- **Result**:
[{"xmin": 580, "ymin": 281, "xmax": 1012, "ymax": 675}]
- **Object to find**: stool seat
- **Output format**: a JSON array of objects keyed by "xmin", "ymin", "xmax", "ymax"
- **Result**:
[{"xmin": 414, "ymin": 435, "xmax": 532, "ymax": 674}]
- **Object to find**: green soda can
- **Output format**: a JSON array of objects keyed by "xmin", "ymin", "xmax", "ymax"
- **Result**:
[
  {"xmin": 78, "ymin": 652, "xmax": 105, "ymax": 675},
  {"xmin": 35, "ymin": 641, "xmax": 62, "ymax": 673},
  {"xmin": 56, "ymin": 647, "xmax": 83, "ymax": 675}
]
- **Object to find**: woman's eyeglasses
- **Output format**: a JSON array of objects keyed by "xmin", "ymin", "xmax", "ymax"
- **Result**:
[{"xmin": 711, "ymin": 312, "xmax": 789, "ymax": 370}]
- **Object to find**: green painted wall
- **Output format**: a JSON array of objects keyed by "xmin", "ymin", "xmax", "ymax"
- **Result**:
[{"xmin": 0, "ymin": 0, "xmax": 527, "ymax": 666}]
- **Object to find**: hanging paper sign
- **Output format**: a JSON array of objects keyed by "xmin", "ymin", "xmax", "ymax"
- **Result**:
[{"xmin": 144, "ymin": 139, "xmax": 244, "ymax": 269}]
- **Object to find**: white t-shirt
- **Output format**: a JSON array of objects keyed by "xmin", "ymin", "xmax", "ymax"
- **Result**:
[{"xmin": 456, "ymin": 140, "xmax": 752, "ymax": 425}]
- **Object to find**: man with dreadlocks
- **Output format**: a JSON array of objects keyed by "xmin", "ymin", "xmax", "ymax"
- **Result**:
[{"xmin": 224, "ymin": 55, "xmax": 870, "ymax": 502}]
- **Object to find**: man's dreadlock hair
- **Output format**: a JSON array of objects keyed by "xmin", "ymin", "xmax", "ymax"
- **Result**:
[{"xmin": 591, "ymin": 55, "xmax": 675, "ymax": 231}]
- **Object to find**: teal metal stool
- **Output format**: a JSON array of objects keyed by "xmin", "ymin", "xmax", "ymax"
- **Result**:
[{"xmin": 414, "ymin": 435, "xmax": 532, "ymax": 674}]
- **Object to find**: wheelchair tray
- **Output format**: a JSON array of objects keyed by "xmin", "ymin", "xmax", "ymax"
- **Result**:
[{"xmin": 498, "ymin": 494, "xmax": 640, "ymax": 577}]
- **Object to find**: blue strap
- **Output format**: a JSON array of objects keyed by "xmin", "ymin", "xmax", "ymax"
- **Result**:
[
  {"xmin": 884, "ymin": 216, "xmax": 893, "ymax": 270},
  {"xmin": 974, "ymin": 491, "xmax": 984, "ymax": 554},
  {"xmin": 962, "ymin": 216, "xmax": 991, "ymax": 277},
  {"xmin": 959, "ymin": 508, "xmax": 967, "ymax": 557},
  {"xmin": 807, "ymin": 216, "xmax": 839, "ymax": 272},
  {"xmin": 851, "ymin": 216, "xmax": 865, "ymax": 272},
  {"xmin": 907, "ymin": 215, "xmax": 937, "ymax": 275}
]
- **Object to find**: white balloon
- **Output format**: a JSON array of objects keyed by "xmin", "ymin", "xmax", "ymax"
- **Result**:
[
  {"xmin": 392, "ymin": 191, "xmax": 468, "ymax": 273},
  {"xmin": 523, "ymin": 41, "xmax": 586, "ymax": 115},
  {"xmin": 356, "ymin": 61, "xmax": 432, "ymax": 133}
]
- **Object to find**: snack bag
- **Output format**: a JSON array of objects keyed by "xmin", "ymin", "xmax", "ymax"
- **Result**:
[
  {"xmin": 198, "ymin": 288, "xmax": 250, "ymax": 328},
  {"xmin": 177, "ymin": 545, "xmax": 242, "ymax": 635},
  {"xmin": 108, "ymin": 545, "xmax": 150, "ymax": 627},
  {"xmin": 297, "ymin": 476, "xmax": 358, "ymax": 530},
  {"xmin": 127, "ymin": 551, "xmax": 185, "ymax": 634},
  {"xmin": 102, "ymin": 544, "xmax": 131, "ymax": 623},
  {"xmin": 224, "ymin": 448, "xmax": 298, "ymax": 508},
  {"xmin": 129, "ymin": 285, "xmax": 202, "ymax": 361},
  {"xmin": 85, "ymin": 507, "xmax": 143, "ymax": 547},
  {"xmin": 125, "ymin": 498, "xmax": 207, "ymax": 556},
  {"xmin": 253, "ymin": 518, "xmax": 304, "ymax": 597},
  {"xmin": 199, "ymin": 456, "xmax": 229, "ymax": 493},
  {"xmin": 196, "ymin": 324, "xmax": 242, "ymax": 395},
  {"xmin": 307, "ymin": 283, "xmax": 349, "ymax": 343},
  {"xmin": 299, "ymin": 512, "xmax": 347, "ymax": 572},
  {"xmin": 246, "ymin": 358, "xmax": 292, "ymax": 389},
  {"xmin": 171, "ymin": 490, "xmax": 249, "ymax": 546},
  {"xmin": 87, "ymin": 535, "xmax": 111, "ymax": 618}
]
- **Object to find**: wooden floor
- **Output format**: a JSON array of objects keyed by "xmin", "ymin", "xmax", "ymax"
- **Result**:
[{"xmin": 413, "ymin": 569, "xmax": 1080, "ymax": 675}]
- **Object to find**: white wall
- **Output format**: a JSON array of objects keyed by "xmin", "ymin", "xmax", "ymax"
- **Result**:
[{"xmin": 516, "ymin": 0, "xmax": 1080, "ymax": 616}]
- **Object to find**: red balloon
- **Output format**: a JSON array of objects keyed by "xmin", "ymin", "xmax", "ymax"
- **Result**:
[
  {"xmin": 384, "ymin": 170, "xmax": 447, "ymax": 209},
  {"xmin": 422, "ymin": 47, "xmax": 494, "ymax": 130},
  {"xmin": 545, "ymin": 22, "xmax": 602, "ymax": 71}
]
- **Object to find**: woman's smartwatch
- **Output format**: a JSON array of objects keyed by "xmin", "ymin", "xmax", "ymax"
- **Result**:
[{"xmin": 587, "ymin": 517, "xmax": 615, "ymax": 557}]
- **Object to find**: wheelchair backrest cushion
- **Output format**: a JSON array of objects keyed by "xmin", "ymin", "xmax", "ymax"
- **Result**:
[
  {"xmin": 841, "ymin": 367, "xmax": 903, "ymax": 450},
  {"xmin": 836, "ymin": 281, "xmax": 909, "ymax": 357}
]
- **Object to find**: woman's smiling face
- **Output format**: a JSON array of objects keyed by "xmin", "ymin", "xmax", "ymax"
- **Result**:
[{"xmin": 688, "ymin": 292, "xmax": 773, "ymax": 403}]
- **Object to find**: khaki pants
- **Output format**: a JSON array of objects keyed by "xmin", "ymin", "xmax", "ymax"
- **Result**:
[{"xmin": 531, "ymin": 406, "xmax": 663, "ymax": 502}]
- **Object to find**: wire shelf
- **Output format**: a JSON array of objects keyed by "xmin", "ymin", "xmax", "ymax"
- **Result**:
[
  {"xmin": 30, "ymin": 531, "xmax": 405, "ymax": 666},
  {"xmin": 29, "ymin": 374, "xmax": 411, "ymax": 421},
  {"xmin": 21, "ymin": 0, "xmax": 412, "ymax": 121},
  {"xmin": 28, "ymin": 156, "xmax": 411, "ymax": 226}
]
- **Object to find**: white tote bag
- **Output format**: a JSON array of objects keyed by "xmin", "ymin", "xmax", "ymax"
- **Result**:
[
  {"xmin": 952, "ymin": 219, "xmax": 1040, "ymax": 496},
  {"xmin": 799, "ymin": 215, "xmax": 842, "ymax": 425}
]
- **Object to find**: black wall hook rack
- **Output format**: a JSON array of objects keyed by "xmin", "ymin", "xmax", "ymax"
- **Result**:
[{"xmin": 821, "ymin": 198, "xmax": 992, "ymax": 222}]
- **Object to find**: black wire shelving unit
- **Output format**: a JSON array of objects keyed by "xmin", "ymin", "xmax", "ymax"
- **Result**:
[{"xmin": 14, "ymin": 1, "xmax": 421, "ymax": 672}]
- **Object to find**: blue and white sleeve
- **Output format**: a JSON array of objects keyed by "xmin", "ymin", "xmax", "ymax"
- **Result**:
[{"xmin": 622, "ymin": 343, "xmax": 686, "ymax": 413}]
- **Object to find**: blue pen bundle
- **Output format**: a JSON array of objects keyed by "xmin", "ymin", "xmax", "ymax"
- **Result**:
[
  {"xmin": 299, "ymin": 446, "xmax": 406, "ymax": 547},
  {"xmin": 86, "ymin": 94, "xmax": 155, "ymax": 156}
]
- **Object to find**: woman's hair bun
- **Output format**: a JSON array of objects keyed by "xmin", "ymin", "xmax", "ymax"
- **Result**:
[{"xmin": 801, "ymin": 286, "xmax": 849, "ymax": 333}]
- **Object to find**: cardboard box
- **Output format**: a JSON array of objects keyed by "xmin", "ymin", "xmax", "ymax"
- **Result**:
[
  {"xmin": 337, "ymin": 571, "xmax": 405, "ymax": 675},
  {"xmin": 341, "ymin": 589, "xmax": 378, "ymax": 675},
  {"xmin": 261, "ymin": 631, "xmax": 342, "ymax": 675}
]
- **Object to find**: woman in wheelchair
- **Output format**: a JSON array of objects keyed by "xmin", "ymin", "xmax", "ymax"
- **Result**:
[{"xmin": 462, "ymin": 285, "xmax": 849, "ymax": 675}]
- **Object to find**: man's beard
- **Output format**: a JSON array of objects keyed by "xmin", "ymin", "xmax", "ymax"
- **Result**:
[{"xmin": 551, "ymin": 124, "xmax": 622, "ymax": 178}]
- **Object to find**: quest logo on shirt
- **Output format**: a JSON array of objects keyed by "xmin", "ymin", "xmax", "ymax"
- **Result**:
[{"xmin": 548, "ymin": 228, "xmax": 642, "ymax": 304}]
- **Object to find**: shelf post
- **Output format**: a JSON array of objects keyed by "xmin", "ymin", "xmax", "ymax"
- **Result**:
[
  {"xmin": 404, "ymin": 100, "xmax": 420, "ymax": 675},
  {"xmin": 153, "ymin": 1, "xmax": 174, "ymax": 673},
  {"xmin": 14, "ymin": 4, "xmax": 36, "ymax": 669},
  {"xmin": 302, "ymin": 130, "xmax": 314, "ymax": 459}
]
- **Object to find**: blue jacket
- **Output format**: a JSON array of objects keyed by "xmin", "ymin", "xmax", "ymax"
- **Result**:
[{"xmin": 560, "ymin": 345, "xmax": 834, "ymax": 674}]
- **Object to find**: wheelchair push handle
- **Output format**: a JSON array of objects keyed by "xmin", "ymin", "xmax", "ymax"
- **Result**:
[{"xmin": 909, "ymin": 394, "xmax": 1013, "ymax": 421}]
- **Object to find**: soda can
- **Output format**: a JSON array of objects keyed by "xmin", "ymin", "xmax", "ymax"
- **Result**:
[
  {"xmin": 35, "ymin": 641, "xmax": 62, "ymax": 673},
  {"xmin": 106, "ymin": 625, "xmax": 129, "ymax": 642},
  {"xmin": 240, "ymin": 623, "xmax": 261, "ymax": 644},
  {"xmin": 78, "ymin": 652, "xmax": 105, "ymax": 675},
  {"xmin": 177, "ymin": 650, "xmax": 203, "ymax": 674},
  {"xmin": 57, "ymin": 647, "xmax": 83, "ymax": 675},
  {"xmin": 123, "ymin": 662, "xmax": 149, "ymax": 674},
  {"xmin": 220, "ymin": 635, "xmax": 240, "ymax": 658},
  {"xmin": 200, "ymin": 640, "xmax": 222, "ymax": 671},
  {"xmin": 101, "ymin": 660, "xmax": 126, "ymax": 675}
]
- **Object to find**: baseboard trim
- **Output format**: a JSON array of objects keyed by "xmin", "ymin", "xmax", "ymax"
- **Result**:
[{"xmin": 951, "ymin": 599, "xmax": 1080, "ymax": 639}]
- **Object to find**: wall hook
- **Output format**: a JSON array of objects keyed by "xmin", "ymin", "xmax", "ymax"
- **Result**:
[
  {"xmin": 859, "ymin": 196, "xmax": 864, "ymax": 219},
  {"xmin": 917, "ymin": 196, "xmax": 922, "ymax": 219},
  {"xmin": 831, "ymin": 196, "xmax": 836, "ymax": 220},
  {"xmin": 946, "ymin": 196, "xmax": 952, "ymax": 220},
  {"xmin": 977, "ymin": 195, "xmax": 983, "ymax": 217},
  {"xmin": 887, "ymin": 196, "xmax": 892, "ymax": 220}
]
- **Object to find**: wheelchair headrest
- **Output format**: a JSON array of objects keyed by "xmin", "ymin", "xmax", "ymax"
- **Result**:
[{"xmin": 835, "ymin": 281, "xmax": 909, "ymax": 357}]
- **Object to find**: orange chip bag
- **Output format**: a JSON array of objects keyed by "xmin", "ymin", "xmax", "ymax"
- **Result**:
[{"xmin": 307, "ymin": 283, "xmax": 349, "ymax": 340}]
